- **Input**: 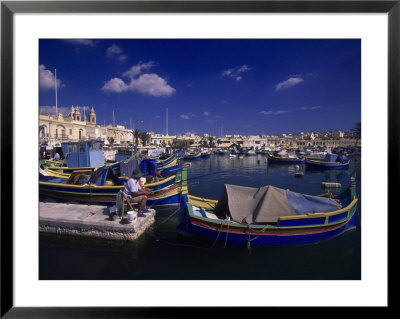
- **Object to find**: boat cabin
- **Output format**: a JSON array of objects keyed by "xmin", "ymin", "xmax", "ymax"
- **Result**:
[{"xmin": 61, "ymin": 140, "xmax": 104, "ymax": 168}]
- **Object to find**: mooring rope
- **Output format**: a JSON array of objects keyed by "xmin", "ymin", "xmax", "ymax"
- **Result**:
[{"xmin": 210, "ymin": 221, "xmax": 224, "ymax": 249}]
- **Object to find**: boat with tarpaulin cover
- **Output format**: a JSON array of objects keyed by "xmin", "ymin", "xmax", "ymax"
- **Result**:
[
  {"xmin": 177, "ymin": 177, "xmax": 358, "ymax": 247},
  {"xmin": 267, "ymin": 149, "xmax": 305, "ymax": 164},
  {"xmin": 305, "ymin": 153, "xmax": 350, "ymax": 169}
]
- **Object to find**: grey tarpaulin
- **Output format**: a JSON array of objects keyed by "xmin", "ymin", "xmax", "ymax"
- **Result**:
[
  {"xmin": 119, "ymin": 159, "xmax": 139, "ymax": 178},
  {"xmin": 213, "ymin": 184, "xmax": 342, "ymax": 224}
]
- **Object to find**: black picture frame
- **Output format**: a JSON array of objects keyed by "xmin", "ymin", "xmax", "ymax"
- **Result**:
[{"xmin": 1, "ymin": 1, "xmax": 394, "ymax": 317}]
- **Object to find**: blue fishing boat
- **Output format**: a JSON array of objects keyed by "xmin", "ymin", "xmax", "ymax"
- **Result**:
[
  {"xmin": 215, "ymin": 149, "xmax": 228, "ymax": 155},
  {"xmin": 183, "ymin": 152, "xmax": 202, "ymax": 160},
  {"xmin": 39, "ymin": 166, "xmax": 185, "ymax": 206},
  {"xmin": 62, "ymin": 140, "xmax": 105, "ymax": 168},
  {"xmin": 201, "ymin": 151, "xmax": 212, "ymax": 158},
  {"xmin": 245, "ymin": 150, "xmax": 256, "ymax": 156},
  {"xmin": 157, "ymin": 158, "xmax": 179, "ymax": 173},
  {"xmin": 305, "ymin": 154, "xmax": 350, "ymax": 169},
  {"xmin": 156, "ymin": 153, "xmax": 177, "ymax": 166},
  {"xmin": 177, "ymin": 177, "xmax": 358, "ymax": 247}
]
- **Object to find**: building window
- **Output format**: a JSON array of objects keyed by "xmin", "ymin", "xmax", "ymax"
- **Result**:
[
  {"xmin": 68, "ymin": 145, "xmax": 73, "ymax": 153},
  {"xmin": 39, "ymin": 126, "xmax": 45, "ymax": 137},
  {"xmin": 70, "ymin": 129, "xmax": 72, "ymax": 135},
  {"xmin": 79, "ymin": 144, "xmax": 85, "ymax": 152}
]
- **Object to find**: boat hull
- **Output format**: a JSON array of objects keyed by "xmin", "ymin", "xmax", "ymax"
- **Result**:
[
  {"xmin": 177, "ymin": 183, "xmax": 358, "ymax": 247},
  {"xmin": 305, "ymin": 158, "xmax": 349, "ymax": 169},
  {"xmin": 39, "ymin": 175, "xmax": 180, "ymax": 206},
  {"xmin": 267, "ymin": 154, "xmax": 305, "ymax": 164},
  {"xmin": 183, "ymin": 152, "xmax": 202, "ymax": 160},
  {"xmin": 156, "ymin": 153, "xmax": 177, "ymax": 166},
  {"xmin": 180, "ymin": 212, "xmax": 357, "ymax": 247}
]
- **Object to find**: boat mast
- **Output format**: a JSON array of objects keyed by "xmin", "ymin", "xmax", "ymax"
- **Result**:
[
  {"xmin": 54, "ymin": 69, "xmax": 58, "ymax": 115},
  {"xmin": 166, "ymin": 108, "xmax": 168, "ymax": 136}
]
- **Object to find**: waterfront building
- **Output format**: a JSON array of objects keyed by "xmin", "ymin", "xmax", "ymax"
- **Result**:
[
  {"xmin": 105, "ymin": 124, "xmax": 133, "ymax": 145},
  {"xmin": 39, "ymin": 106, "xmax": 133, "ymax": 147},
  {"xmin": 39, "ymin": 105, "xmax": 90, "ymax": 147},
  {"xmin": 151, "ymin": 134, "xmax": 176, "ymax": 147}
]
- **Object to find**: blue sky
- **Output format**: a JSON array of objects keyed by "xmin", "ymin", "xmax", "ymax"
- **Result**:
[{"xmin": 39, "ymin": 39, "xmax": 360, "ymax": 136}]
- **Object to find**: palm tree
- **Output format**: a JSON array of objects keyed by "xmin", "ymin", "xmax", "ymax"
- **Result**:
[
  {"xmin": 352, "ymin": 122, "xmax": 361, "ymax": 146},
  {"xmin": 107, "ymin": 136, "xmax": 114, "ymax": 145},
  {"xmin": 140, "ymin": 131, "xmax": 151, "ymax": 146},
  {"xmin": 133, "ymin": 129, "xmax": 141, "ymax": 146},
  {"xmin": 208, "ymin": 136, "xmax": 215, "ymax": 149}
]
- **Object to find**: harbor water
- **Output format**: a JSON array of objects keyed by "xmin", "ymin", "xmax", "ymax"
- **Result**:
[{"xmin": 39, "ymin": 153, "xmax": 361, "ymax": 280}]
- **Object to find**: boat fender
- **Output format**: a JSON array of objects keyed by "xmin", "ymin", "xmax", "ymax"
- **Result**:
[{"xmin": 321, "ymin": 182, "xmax": 341, "ymax": 188}]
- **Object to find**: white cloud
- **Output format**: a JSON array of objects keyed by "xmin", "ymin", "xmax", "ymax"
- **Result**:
[
  {"xmin": 101, "ymin": 78, "xmax": 127, "ymax": 93},
  {"xmin": 275, "ymin": 110, "xmax": 289, "ymax": 114},
  {"xmin": 275, "ymin": 77, "xmax": 304, "ymax": 91},
  {"xmin": 106, "ymin": 44, "xmax": 128, "ymax": 62},
  {"xmin": 238, "ymin": 65, "xmax": 251, "ymax": 73},
  {"xmin": 64, "ymin": 39, "xmax": 96, "ymax": 47},
  {"xmin": 123, "ymin": 61, "xmax": 156, "ymax": 78},
  {"xmin": 39, "ymin": 105, "xmax": 70, "ymax": 116},
  {"xmin": 102, "ymin": 61, "xmax": 175, "ymax": 97},
  {"xmin": 300, "ymin": 106, "xmax": 321, "ymax": 110},
  {"xmin": 118, "ymin": 55, "xmax": 128, "ymax": 62},
  {"xmin": 260, "ymin": 110, "xmax": 289, "ymax": 115},
  {"xmin": 131, "ymin": 73, "xmax": 176, "ymax": 96},
  {"xmin": 222, "ymin": 64, "xmax": 252, "ymax": 81},
  {"xmin": 180, "ymin": 112, "xmax": 196, "ymax": 120},
  {"xmin": 203, "ymin": 111, "xmax": 210, "ymax": 116},
  {"xmin": 39, "ymin": 65, "xmax": 63, "ymax": 91},
  {"xmin": 107, "ymin": 44, "xmax": 122, "ymax": 56}
]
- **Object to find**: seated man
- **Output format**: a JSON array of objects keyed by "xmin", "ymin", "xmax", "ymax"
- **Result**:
[{"xmin": 124, "ymin": 169, "xmax": 153, "ymax": 216}]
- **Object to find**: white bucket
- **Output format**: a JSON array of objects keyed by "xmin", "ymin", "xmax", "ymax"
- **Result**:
[{"xmin": 127, "ymin": 210, "xmax": 138, "ymax": 221}]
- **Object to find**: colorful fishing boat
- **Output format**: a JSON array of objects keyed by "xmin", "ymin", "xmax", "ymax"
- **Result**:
[
  {"xmin": 157, "ymin": 158, "xmax": 179, "ymax": 173},
  {"xmin": 215, "ymin": 149, "xmax": 228, "ymax": 155},
  {"xmin": 39, "ymin": 166, "xmax": 185, "ymax": 206},
  {"xmin": 201, "ymin": 151, "xmax": 212, "ymax": 158},
  {"xmin": 245, "ymin": 150, "xmax": 256, "ymax": 156},
  {"xmin": 156, "ymin": 153, "xmax": 177, "ymax": 166},
  {"xmin": 43, "ymin": 161, "xmax": 119, "ymax": 174},
  {"xmin": 177, "ymin": 177, "xmax": 358, "ymax": 247},
  {"xmin": 183, "ymin": 152, "xmax": 202, "ymax": 160},
  {"xmin": 267, "ymin": 150, "xmax": 305, "ymax": 164},
  {"xmin": 305, "ymin": 154, "xmax": 350, "ymax": 169}
]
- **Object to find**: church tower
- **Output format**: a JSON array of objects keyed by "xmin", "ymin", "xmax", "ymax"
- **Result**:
[
  {"xmin": 89, "ymin": 107, "xmax": 96, "ymax": 124},
  {"xmin": 74, "ymin": 106, "xmax": 81, "ymax": 121}
]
